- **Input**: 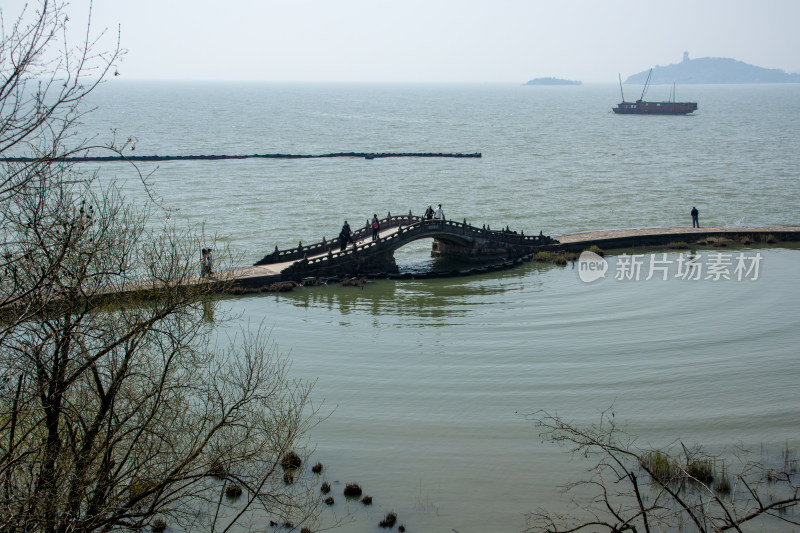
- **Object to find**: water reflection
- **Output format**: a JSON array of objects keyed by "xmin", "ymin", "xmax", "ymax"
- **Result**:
[{"xmin": 222, "ymin": 261, "xmax": 550, "ymax": 323}]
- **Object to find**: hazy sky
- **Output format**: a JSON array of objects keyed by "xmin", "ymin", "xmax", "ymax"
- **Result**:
[{"xmin": 7, "ymin": 0, "xmax": 800, "ymax": 83}]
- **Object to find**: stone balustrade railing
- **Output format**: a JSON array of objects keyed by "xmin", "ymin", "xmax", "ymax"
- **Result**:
[{"xmin": 255, "ymin": 212, "xmax": 554, "ymax": 266}]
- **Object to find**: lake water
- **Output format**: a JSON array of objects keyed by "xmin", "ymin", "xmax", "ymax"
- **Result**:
[{"xmin": 79, "ymin": 82, "xmax": 799, "ymax": 532}]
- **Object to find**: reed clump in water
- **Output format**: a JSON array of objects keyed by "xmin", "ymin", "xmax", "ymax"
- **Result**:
[
  {"xmin": 715, "ymin": 465, "xmax": 732, "ymax": 495},
  {"xmin": 688, "ymin": 458, "xmax": 714, "ymax": 483},
  {"xmin": 281, "ymin": 451, "xmax": 302, "ymax": 471},
  {"xmin": 341, "ymin": 276, "xmax": 367, "ymax": 287},
  {"xmin": 320, "ymin": 481, "xmax": 331, "ymax": 494},
  {"xmin": 667, "ymin": 241, "xmax": 689, "ymax": 249},
  {"xmin": 312, "ymin": 462, "xmax": 323, "ymax": 474},
  {"xmin": 343, "ymin": 483, "xmax": 363, "ymax": 497},
  {"xmin": 641, "ymin": 450, "xmax": 680, "ymax": 485},
  {"xmin": 783, "ymin": 442, "xmax": 798, "ymax": 473},
  {"xmin": 225, "ymin": 484, "xmax": 243, "ymax": 498},
  {"xmin": 379, "ymin": 512, "xmax": 397, "ymax": 528},
  {"xmin": 532, "ymin": 251, "xmax": 578, "ymax": 266},
  {"xmin": 269, "ymin": 281, "xmax": 297, "ymax": 292},
  {"xmin": 585, "ymin": 245, "xmax": 604, "ymax": 256},
  {"xmin": 697, "ymin": 236, "xmax": 731, "ymax": 247},
  {"xmin": 208, "ymin": 458, "xmax": 226, "ymax": 479}
]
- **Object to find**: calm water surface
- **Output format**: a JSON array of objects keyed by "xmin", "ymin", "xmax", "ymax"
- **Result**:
[
  {"xmin": 213, "ymin": 248, "xmax": 798, "ymax": 532},
  {"xmin": 78, "ymin": 82, "xmax": 800, "ymax": 531},
  {"xmin": 84, "ymin": 82, "xmax": 800, "ymax": 264}
]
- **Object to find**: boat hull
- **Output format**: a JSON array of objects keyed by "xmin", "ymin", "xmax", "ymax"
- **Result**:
[{"xmin": 613, "ymin": 100, "xmax": 697, "ymax": 115}]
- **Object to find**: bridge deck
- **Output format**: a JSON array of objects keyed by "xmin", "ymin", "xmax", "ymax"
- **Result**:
[{"xmin": 555, "ymin": 225, "xmax": 800, "ymax": 244}]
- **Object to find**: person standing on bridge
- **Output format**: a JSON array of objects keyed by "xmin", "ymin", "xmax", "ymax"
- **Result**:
[
  {"xmin": 371, "ymin": 214, "xmax": 380, "ymax": 241},
  {"xmin": 434, "ymin": 204, "xmax": 444, "ymax": 220},
  {"xmin": 339, "ymin": 221, "xmax": 354, "ymax": 252},
  {"xmin": 204, "ymin": 248, "xmax": 213, "ymax": 277},
  {"xmin": 691, "ymin": 206, "xmax": 700, "ymax": 228},
  {"xmin": 425, "ymin": 205, "xmax": 434, "ymax": 220}
]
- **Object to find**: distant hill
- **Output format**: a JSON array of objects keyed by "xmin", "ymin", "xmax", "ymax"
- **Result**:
[
  {"xmin": 524, "ymin": 77, "xmax": 582, "ymax": 86},
  {"xmin": 625, "ymin": 53, "xmax": 800, "ymax": 84}
]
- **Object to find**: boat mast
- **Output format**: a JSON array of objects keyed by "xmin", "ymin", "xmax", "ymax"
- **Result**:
[
  {"xmin": 640, "ymin": 68, "xmax": 652, "ymax": 101},
  {"xmin": 618, "ymin": 74, "xmax": 625, "ymax": 102}
]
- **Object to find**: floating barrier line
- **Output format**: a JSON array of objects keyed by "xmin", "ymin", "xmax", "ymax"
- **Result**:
[{"xmin": 3, "ymin": 152, "xmax": 481, "ymax": 163}]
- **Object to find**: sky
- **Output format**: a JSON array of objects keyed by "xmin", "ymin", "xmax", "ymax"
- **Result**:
[{"xmin": 5, "ymin": 0, "xmax": 800, "ymax": 83}]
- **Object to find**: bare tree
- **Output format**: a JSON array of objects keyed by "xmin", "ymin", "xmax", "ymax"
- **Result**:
[
  {"xmin": 1, "ymin": 2, "xmax": 321, "ymax": 532},
  {"xmin": 525, "ymin": 409, "xmax": 799, "ymax": 533}
]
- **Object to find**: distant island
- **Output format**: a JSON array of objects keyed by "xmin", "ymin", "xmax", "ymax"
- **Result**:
[
  {"xmin": 524, "ymin": 77, "xmax": 582, "ymax": 86},
  {"xmin": 625, "ymin": 52, "xmax": 800, "ymax": 84}
]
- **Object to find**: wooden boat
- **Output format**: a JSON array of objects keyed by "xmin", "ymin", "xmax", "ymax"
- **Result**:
[{"xmin": 613, "ymin": 70, "xmax": 697, "ymax": 115}]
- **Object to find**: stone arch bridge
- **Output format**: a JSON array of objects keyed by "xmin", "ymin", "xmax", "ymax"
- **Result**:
[{"xmin": 253, "ymin": 213, "xmax": 557, "ymax": 281}]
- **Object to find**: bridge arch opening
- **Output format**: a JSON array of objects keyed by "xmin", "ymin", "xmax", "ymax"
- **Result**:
[{"xmin": 391, "ymin": 238, "xmax": 482, "ymax": 274}]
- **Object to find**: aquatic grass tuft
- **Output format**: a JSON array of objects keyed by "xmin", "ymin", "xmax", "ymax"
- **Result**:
[
  {"xmin": 225, "ymin": 483, "xmax": 243, "ymax": 499},
  {"xmin": 532, "ymin": 251, "xmax": 576, "ymax": 266},
  {"xmin": 533, "ymin": 251, "xmax": 558, "ymax": 264},
  {"xmin": 320, "ymin": 481, "xmax": 331, "ymax": 494},
  {"xmin": 667, "ymin": 241, "xmax": 689, "ymax": 249},
  {"xmin": 128, "ymin": 479, "xmax": 155, "ymax": 499},
  {"xmin": 715, "ymin": 464, "xmax": 731, "ymax": 495},
  {"xmin": 585, "ymin": 245, "xmax": 604, "ymax": 256},
  {"xmin": 152, "ymin": 518, "xmax": 167, "ymax": 533},
  {"xmin": 687, "ymin": 458, "xmax": 714, "ymax": 483},
  {"xmin": 208, "ymin": 458, "xmax": 226, "ymax": 479},
  {"xmin": 344, "ymin": 483, "xmax": 363, "ymax": 498},
  {"xmin": 269, "ymin": 281, "xmax": 296, "ymax": 292},
  {"xmin": 783, "ymin": 441, "xmax": 797, "ymax": 472},
  {"xmin": 641, "ymin": 450, "xmax": 680, "ymax": 485},
  {"xmin": 697, "ymin": 236, "xmax": 731, "ymax": 247},
  {"xmin": 341, "ymin": 276, "xmax": 367, "ymax": 287},
  {"xmin": 361, "ymin": 495, "xmax": 373, "ymax": 505},
  {"xmin": 281, "ymin": 451, "xmax": 302, "ymax": 471},
  {"xmin": 312, "ymin": 462, "xmax": 323, "ymax": 474},
  {"xmin": 379, "ymin": 511, "xmax": 398, "ymax": 528},
  {"xmin": 324, "ymin": 496, "xmax": 334, "ymax": 506}
]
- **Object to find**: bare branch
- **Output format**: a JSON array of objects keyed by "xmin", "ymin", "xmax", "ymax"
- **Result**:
[
  {"xmin": 525, "ymin": 410, "xmax": 800, "ymax": 533},
  {"xmin": 0, "ymin": 2, "xmax": 320, "ymax": 531}
]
